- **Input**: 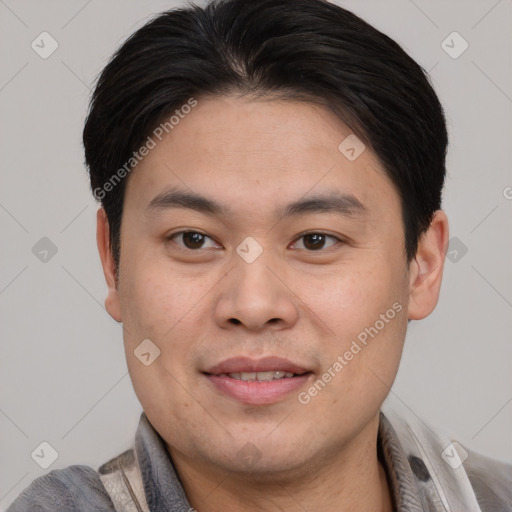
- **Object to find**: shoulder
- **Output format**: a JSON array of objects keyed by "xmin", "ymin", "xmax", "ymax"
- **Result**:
[
  {"xmin": 6, "ymin": 464, "xmax": 115, "ymax": 512},
  {"xmin": 464, "ymin": 450, "xmax": 512, "ymax": 512},
  {"xmin": 380, "ymin": 406, "xmax": 512, "ymax": 511}
]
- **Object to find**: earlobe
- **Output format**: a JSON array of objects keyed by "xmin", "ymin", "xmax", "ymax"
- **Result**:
[
  {"xmin": 407, "ymin": 210, "xmax": 449, "ymax": 320},
  {"xmin": 96, "ymin": 208, "xmax": 123, "ymax": 322}
]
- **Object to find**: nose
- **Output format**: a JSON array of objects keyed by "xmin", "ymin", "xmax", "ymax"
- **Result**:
[{"xmin": 214, "ymin": 252, "xmax": 300, "ymax": 332}]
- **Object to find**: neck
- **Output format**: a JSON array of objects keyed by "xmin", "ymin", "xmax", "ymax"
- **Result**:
[{"xmin": 168, "ymin": 414, "xmax": 394, "ymax": 512}]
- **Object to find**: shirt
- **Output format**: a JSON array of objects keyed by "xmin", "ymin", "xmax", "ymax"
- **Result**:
[{"xmin": 6, "ymin": 406, "xmax": 512, "ymax": 511}]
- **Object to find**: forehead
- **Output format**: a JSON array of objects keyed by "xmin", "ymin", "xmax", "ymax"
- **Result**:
[{"xmin": 124, "ymin": 95, "xmax": 399, "ymax": 219}]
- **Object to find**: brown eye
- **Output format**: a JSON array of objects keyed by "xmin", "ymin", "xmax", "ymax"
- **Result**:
[
  {"xmin": 292, "ymin": 232, "xmax": 340, "ymax": 251},
  {"xmin": 168, "ymin": 231, "xmax": 219, "ymax": 250},
  {"xmin": 303, "ymin": 233, "xmax": 327, "ymax": 250},
  {"xmin": 182, "ymin": 232, "xmax": 206, "ymax": 249}
]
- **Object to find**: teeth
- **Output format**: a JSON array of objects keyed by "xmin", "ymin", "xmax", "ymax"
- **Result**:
[{"xmin": 227, "ymin": 371, "xmax": 297, "ymax": 381}]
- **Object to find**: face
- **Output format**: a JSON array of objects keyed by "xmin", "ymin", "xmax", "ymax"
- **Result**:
[{"xmin": 98, "ymin": 95, "xmax": 446, "ymax": 478}]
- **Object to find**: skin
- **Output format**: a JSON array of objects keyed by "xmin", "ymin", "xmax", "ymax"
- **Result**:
[{"xmin": 97, "ymin": 95, "xmax": 448, "ymax": 512}]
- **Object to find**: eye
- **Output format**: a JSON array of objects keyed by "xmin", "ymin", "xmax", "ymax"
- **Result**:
[
  {"xmin": 291, "ymin": 232, "xmax": 342, "ymax": 251},
  {"xmin": 167, "ymin": 231, "xmax": 220, "ymax": 250}
]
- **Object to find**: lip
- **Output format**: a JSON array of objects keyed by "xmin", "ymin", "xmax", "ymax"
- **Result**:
[
  {"xmin": 203, "ymin": 356, "xmax": 313, "ymax": 405},
  {"xmin": 204, "ymin": 356, "xmax": 309, "ymax": 375}
]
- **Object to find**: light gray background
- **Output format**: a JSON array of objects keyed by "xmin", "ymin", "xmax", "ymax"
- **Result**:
[{"xmin": 1, "ymin": 0, "xmax": 511, "ymax": 509}]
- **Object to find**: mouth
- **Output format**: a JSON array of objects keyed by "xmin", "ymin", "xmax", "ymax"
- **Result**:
[
  {"xmin": 203, "ymin": 356, "xmax": 313, "ymax": 405},
  {"xmin": 219, "ymin": 370, "xmax": 299, "ymax": 381}
]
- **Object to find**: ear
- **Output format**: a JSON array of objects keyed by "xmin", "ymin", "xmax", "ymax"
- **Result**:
[
  {"xmin": 96, "ymin": 208, "xmax": 122, "ymax": 322},
  {"xmin": 407, "ymin": 210, "xmax": 449, "ymax": 320}
]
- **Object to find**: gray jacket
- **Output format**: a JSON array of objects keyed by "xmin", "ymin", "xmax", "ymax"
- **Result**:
[{"xmin": 7, "ymin": 407, "xmax": 512, "ymax": 511}]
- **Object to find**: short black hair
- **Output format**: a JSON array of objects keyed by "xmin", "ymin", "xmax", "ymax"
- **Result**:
[{"xmin": 83, "ymin": 0, "xmax": 448, "ymax": 265}]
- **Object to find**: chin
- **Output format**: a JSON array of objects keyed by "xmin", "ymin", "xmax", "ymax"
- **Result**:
[
  {"xmin": 200, "ymin": 434, "xmax": 317, "ymax": 478},
  {"xmin": 218, "ymin": 453, "xmax": 312, "ymax": 483}
]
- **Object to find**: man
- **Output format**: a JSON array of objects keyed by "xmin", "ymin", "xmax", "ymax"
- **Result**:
[{"xmin": 8, "ymin": 0, "xmax": 512, "ymax": 510}]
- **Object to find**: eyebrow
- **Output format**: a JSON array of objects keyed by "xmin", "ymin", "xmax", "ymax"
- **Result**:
[
  {"xmin": 280, "ymin": 192, "xmax": 367, "ymax": 219},
  {"xmin": 145, "ymin": 187, "xmax": 368, "ymax": 219},
  {"xmin": 146, "ymin": 188, "xmax": 227, "ymax": 216}
]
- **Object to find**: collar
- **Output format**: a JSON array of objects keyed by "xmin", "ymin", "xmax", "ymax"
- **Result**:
[
  {"xmin": 378, "ymin": 411, "xmax": 428, "ymax": 511},
  {"xmin": 133, "ymin": 409, "xmax": 480, "ymax": 511}
]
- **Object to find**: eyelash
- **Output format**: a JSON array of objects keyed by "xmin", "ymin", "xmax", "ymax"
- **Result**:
[{"xmin": 166, "ymin": 230, "xmax": 344, "ymax": 252}]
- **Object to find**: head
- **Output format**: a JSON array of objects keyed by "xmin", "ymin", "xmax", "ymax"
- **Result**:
[{"xmin": 85, "ymin": 0, "xmax": 448, "ymax": 479}]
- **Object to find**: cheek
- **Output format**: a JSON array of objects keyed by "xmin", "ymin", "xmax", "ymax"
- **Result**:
[
  {"xmin": 117, "ymin": 250, "xmax": 207, "ymax": 344},
  {"xmin": 118, "ymin": 256, "xmax": 204, "ymax": 423},
  {"xmin": 316, "ymin": 260, "xmax": 408, "ymax": 388},
  {"xmin": 320, "ymin": 263, "xmax": 401, "ymax": 333}
]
